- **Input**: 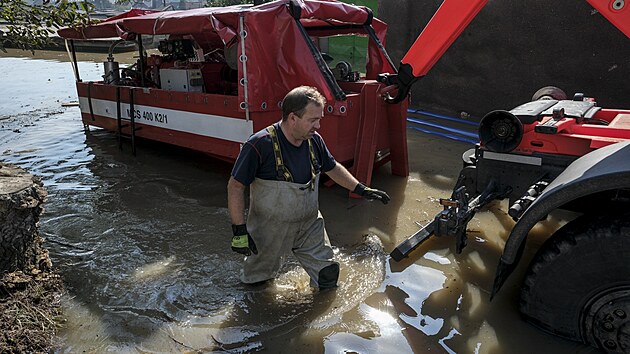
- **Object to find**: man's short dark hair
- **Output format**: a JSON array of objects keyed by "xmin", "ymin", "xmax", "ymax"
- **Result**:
[{"xmin": 281, "ymin": 86, "xmax": 326, "ymax": 121}]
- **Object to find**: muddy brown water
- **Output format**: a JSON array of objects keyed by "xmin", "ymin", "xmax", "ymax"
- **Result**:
[{"xmin": 0, "ymin": 50, "xmax": 599, "ymax": 353}]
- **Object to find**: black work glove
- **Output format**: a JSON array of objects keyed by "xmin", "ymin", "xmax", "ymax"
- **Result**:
[
  {"xmin": 231, "ymin": 224, "xmax": 258, "ymax": 256},
  {"xmin": 354, "ymin": 183, "xmax": 390, "ymax": 204}
]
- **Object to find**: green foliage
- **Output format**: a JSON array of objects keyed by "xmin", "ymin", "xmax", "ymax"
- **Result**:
[
  {"xmin": 0, "ymin": 0, "xmax": 95, "ymax": 52},
  {"xmin": 206, "ymin": 0, "xmax": 251, "ymax": 7}
]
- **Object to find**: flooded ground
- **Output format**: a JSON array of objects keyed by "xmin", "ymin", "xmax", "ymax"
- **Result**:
[{"xmin": 0, "ymin": 50, "xmax": 599, "ymax": 353}]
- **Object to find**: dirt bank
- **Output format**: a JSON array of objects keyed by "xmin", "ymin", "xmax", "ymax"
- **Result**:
[
  {"xmin": 0, "ymin": 268, "xmax": 64, "ymax": 352},
  {"xmin": 0, "ymin": 162, "xmax": 64, "ymax": 352}
]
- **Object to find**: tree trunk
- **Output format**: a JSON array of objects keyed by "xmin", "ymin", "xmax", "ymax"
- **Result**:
[{"xmin": 0, "ymin": 163, "xmax": 50, "ymax": 274}]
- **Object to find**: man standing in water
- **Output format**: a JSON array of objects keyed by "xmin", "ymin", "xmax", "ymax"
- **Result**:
[{"xmin": 227, "ymin": 86, "xmax": 390, "ymax": 290}]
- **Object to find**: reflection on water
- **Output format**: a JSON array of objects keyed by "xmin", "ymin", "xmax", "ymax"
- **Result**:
[{"xmin": 0, "ymin": 52, "xmax": 598, "ymax": 353}]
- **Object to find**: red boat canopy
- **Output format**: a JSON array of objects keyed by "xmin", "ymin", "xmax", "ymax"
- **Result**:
[
  {"xmin": 58, "ymin": 9, "xmax": 160, "ymax": 40},
  {"xmin": 58, "ymin": 0, "xmax": 395, "ymax": 112}
]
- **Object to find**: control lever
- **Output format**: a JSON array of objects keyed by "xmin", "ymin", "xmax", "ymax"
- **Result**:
[{"xmin": 534, "ymin": 107, "xmax": 565, "ymax": 134}]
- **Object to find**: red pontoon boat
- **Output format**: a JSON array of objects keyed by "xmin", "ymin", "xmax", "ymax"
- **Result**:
[{"xmin": 58, "ymin": 0, "xmax": 409, "ymax": 185}]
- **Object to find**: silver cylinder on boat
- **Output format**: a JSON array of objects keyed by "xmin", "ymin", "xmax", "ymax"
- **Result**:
[{"xmin": 103, "ymin": 60, "xmax": 120, "ymax": 84}]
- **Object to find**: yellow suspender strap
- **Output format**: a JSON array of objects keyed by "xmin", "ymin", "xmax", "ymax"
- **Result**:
[
  {"xmin": 267, "ymin": 125, "xmax": 293, "ymax": 182},
  {"xmin": 267, "ymin": 125, "xmax": 319, "ymax": 189},
  {"xmin": 307, "ymin": 139, "xmax": 317, "ymax": 191}
]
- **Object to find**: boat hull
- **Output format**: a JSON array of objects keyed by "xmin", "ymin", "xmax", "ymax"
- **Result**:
[{"xmin": 77, "ymin": 81, "xmax": 409, "ymax": 184}]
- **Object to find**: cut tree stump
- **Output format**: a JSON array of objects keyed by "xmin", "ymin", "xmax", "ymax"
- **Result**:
[{"xmin": 0, "ymin": 163, "xmax": 51, "ymax": 274}]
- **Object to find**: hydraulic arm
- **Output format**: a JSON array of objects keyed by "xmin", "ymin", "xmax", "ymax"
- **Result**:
[
  {"xmin": 586, "ymin": 0, "xmax": 630, "ymax": 38},
  {"xmin": 381, "ymin": 0, "xmax": 630, "ymax": 104},
  {"xmin": 380, "ymin": 0, "xmax": 487, "ymax": 103}
]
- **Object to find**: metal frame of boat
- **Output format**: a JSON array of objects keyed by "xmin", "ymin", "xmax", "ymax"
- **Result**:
[{"xmin": 58, "ymin": 1, "xmax": 409, "ymax": 185}]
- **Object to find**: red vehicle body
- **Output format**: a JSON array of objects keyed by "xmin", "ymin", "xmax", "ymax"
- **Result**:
[
  {"xmin": 385, "ymin": 0, "xmax": 630, "ymax": 158},
  {"xmin": 386, "ymin": 0, "xmax": 630, "ymax": 352}
]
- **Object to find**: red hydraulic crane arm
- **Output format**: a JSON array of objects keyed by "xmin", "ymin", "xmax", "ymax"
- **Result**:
[
  {"xmin": 382, "ymin": 0, "xmax": 628, "ymax": 104},
  {"xmin": 402, "ymin": 0, "xmax": 488, "ymax": 77},
  {"xmin": 586, "ymin": 0, "xmax": 630, "ymax": 38},
  {"xmin": 381, "ymin": 0, "xmax": 488, "ymax": 103}
]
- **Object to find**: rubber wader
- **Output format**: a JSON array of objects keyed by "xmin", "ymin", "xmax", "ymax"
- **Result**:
[{"xmin": 242, "ymin": 174, "xmax": 339, "ymax": 288}]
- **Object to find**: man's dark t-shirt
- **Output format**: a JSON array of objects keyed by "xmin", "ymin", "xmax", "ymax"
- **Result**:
[{"xmin": 231, "ymin": 122, "xmax": 336, "ymax": 185}]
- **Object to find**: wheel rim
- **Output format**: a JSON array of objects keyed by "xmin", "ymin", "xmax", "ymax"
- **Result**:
[{"xmin": 582, "ymin": 287, "xmax": 630, "ymax": 352}]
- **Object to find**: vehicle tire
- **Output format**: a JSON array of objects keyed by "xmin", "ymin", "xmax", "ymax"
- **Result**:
[
  {"xmin": 520, "ymin": 213, "xmax": 630, "ymax": 352},
  {"xmin": 531, "ymin": 86, "xmax": 567, "ymax": 101}
]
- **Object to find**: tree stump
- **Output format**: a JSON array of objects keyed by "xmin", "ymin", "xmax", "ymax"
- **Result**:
[{"xmin": 0, "ymin": 163, "xmax": 50, "ymax": 274}]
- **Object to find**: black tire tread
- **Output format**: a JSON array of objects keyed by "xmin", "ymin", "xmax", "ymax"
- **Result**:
[
  {"xmin": 519, "ymin": 213, "xmax": 630, "ymax": 343},
  {"xmin": 531, "ymin": 86, "xmax": 568, "ymax": 101}
]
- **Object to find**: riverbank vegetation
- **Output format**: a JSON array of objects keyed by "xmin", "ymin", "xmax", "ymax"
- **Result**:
[{"xmin": 0, "ymin": 0, "xmax": 95, "ymax": 51}]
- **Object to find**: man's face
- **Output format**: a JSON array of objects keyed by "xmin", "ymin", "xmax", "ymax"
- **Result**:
[{"xmin": 291, "ymin": 103, "xmax": 323, "ymax": 141}]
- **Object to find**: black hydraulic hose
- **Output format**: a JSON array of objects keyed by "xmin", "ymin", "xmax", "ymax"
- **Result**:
[
  {"xmin": 363, "ymin": 24, "xmax": 396, "ymax": 73},
  {"xmin": 295, "ymin": 20, "xmax": 345, "ymax": 101},
  {"xmin": 289, "ymin": 1, "xmax": 345, "ymax": 101},
  {"xmin": 107, "ymin": 39, "xmax": 126, "ymax": 59}
]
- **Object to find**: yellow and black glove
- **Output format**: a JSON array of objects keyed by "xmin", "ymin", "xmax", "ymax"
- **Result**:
[
  {"xmin": 354, "ymin": 183, "xmax": 390, "ymax": 204},
  {"xmin": 231, "ymin": 224, "xmax": 258, "ymax": 256}
]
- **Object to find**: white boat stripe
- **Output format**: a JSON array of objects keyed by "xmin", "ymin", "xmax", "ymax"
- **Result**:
[{"xmin": 79, "ymin": 97, "xmax": 253, "ymax": 143}]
